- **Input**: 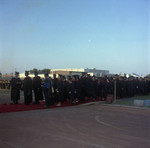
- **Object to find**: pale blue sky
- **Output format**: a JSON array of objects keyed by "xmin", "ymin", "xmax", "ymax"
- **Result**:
[{"xmin": 0, "ymin": 0, "xmax": 149, "ymax": 76}]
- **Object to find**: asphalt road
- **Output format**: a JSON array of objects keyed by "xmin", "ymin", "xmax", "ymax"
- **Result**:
[{"xmin": 0, "ymin": 103, "xmax": 150, "ymax": 148}]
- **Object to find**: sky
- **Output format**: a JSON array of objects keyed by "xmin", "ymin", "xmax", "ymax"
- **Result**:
[{"xmin": 0, "ymin": 0, "xmax": 150, "ymax": 76}]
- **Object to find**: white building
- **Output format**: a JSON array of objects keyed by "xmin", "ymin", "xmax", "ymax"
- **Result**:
[
  {"xmin": 51, "ymin": 68, "xmax": 109, "ymax": 77},
  {"xmin": 19, "ymin": 68, "xmax": 109, "ymax": 79}
]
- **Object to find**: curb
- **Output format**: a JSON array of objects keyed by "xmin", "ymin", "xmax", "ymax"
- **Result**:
[
  {"xmin": 80, "ymin": 102, "xmax": 97, "ymax": 106},
  {"xmin": 80, "ymin": 101, "xmax": 150, "ymax": 110},
  {"xmin": 102, "ymin": 103, "xmax": 150, "ymax": 110},
  {"xmin": 80, "ymin": 101, "xmax": 104, "ymax": 106}
]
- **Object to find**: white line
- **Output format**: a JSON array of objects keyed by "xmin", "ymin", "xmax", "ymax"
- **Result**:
[{"xmin": 95, "ymin": 115, "xmax": 121, "ymax": 130}]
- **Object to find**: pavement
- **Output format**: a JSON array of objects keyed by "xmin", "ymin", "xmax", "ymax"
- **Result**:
[
  {"xmin": 0, "ymin": 94, "xmax": 24, "ymax": 105},
  {"xmin": 0, "ymin": 101, "xmax": 150, "ymax": 148}
]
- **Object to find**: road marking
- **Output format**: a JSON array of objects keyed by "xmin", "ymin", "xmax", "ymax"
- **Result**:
[{"xmin": 95, "ymin": 115, "xmax": 121, "ymax": 130}]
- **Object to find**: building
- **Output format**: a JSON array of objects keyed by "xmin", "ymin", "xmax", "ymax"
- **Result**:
[
  {"xmin": 16, "ymin": 68, "xmax": 109, "ymax": 79},
  {"xmin": 84, "ymin": 68, "xmax": 109, "ymax": 77},
  {"xmin": 51, "ymin": 68, "xmax": 109, "ymax": 77}
]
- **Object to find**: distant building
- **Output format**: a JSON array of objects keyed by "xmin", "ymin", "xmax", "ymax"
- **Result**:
[
  {"xmin": 51, "ymin": 68, "xmax": 109, "ymax": 77},
  {"xmin": 84, "ymin": 68, "xmax": 109, "ymax": 77}
]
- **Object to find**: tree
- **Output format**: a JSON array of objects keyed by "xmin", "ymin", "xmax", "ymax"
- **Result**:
[
  {"xmin": 29, "ymin": 68, "xmax": 51, "ymax": 74},
  {"xmin": 30, "ymin": 68, "xmax": 38, "ymax": 74},
  {"xmin": 145, "ymin": 74, "xmax": 150, "ymax": 78},
  {"xmin": 39, "ymin": 68, "xmax": 51, "ymax": 74}
]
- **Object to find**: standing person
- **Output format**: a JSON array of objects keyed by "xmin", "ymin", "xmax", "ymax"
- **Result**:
[
  {"xmin": 42, "ymin": 73, "xmax": 52, "ymax": 108},
  {"xmin": 74, "ymin": 75, "xmax": 82, "ymax": 102},
  {"xmin": 23, "ymin": 71, "xmax": 32, "ymax": 105},
  {"xmin": 85, "ymin": 75, "xmax": 96, "ymax": 100},
  {"xmin": 56, "ymin": 75, "xmax": 64, "ymax": 106},
  {"xmin": 10, "ymin": 72, "xmax": 22, "ymax": 104},
  {"xmin": 52, "ymin": 74, "xmax": 58, "ymax": 103},
  {"xmin": 33, "ymin": 71, "xmax": 43, "ymax": 104},
  {"xmin": 92, "ymin": 76, "xmax": 98, "ymax": 100},
  {"xmin": 67, "ymin": 77, "xmax": 75, "ymax": 104},
  {"xmin": 0, "ymin": 80, "xmax": 2, "ymax": 89},
  {"xmin": 63, "ymin": 76, "xmax": 68, "ymax": 102}
]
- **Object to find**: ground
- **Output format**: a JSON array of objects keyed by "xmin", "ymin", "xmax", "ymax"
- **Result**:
[
  {"xmin": 0, "ymin": 103, "xmax": 150, "ymax": 148},
  {"xmin": 0, "ymin": 91, "xmax": 150, "ymax": 148}
]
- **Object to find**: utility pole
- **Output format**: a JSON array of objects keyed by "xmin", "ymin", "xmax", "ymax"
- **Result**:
[{"xmin": 114, "ymin": 79, "xmax": 117, "ymax": 103}]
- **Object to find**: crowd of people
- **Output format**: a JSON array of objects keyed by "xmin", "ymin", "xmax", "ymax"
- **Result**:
[
  {"xmin": 0, "ymin": 80, "xmax": 10, "ymax": 89},
  {"xmin": 2, "ymin": 71, "xmax": 150, "ymax": 108}
]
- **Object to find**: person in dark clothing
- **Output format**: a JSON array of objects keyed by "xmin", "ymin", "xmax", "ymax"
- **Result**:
[
  {"xmin": 67, "ymin": 78, "xmax": 75, "ymax": 104},
  {"xmin": 23, "ymin": 71, "xmax": 33, "ymax": 105},
  {"xmin": 71, "ymin": 76, "xmax": 80, "ymax": 103},
  {"xmin": 2, "ymin": 80, "xmax": 6, "ymax": 89},
  {"xmin": 118, "ymin": 78, "xmax": 126, "ymax": 98},
  {"xmin": 56, "ymin": 75, "xmax": 64, "ymax": 106},
  {"xmin": 85, "ymin": 75, "xmax": 96, "ymax": 100},
  {"xmin": 144, "ymin": 78, "xmax": 150, "ymax": 95},
  {"xmin": 126, "ymin": 79, "xmax": 132, "ymax": 97},
  {"xmin": 10, "ymin": 72, "xmax": 22, "ymax": 104},
  {"xmin": 33, "ymin": 71, "xmax": 43, "ymax": 104},
  {"xmin": 74, "ymin": 76, "xmax": 82, "ymax": 102},
  {"xmin": 63, "ymin": 77, "xmax": 68, "ymax": 102},
  {"xmin": 52, "ymin": 74, "xmax": 59, "ymax": 103},
  {"xmin": 97, "ymin": 78, "xmax": 107, "ymax": 100},
  {"xmin": 80, "ymin": 76, "xmax": 87, "ymax": 101},
  {"xmin": 92, "ymin": 76, "xmax": 98, "ymax": 99},
  {"xmin": 139, "ymin": 78, "xmax": 145, "ymax": 95},
  {"xmin": 42, "ymin": 73, "xmax": 52, "ymax": 108},
  {"xmin": 0, "ymin": 80, "xmax": 2, "ymax": 89}
]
